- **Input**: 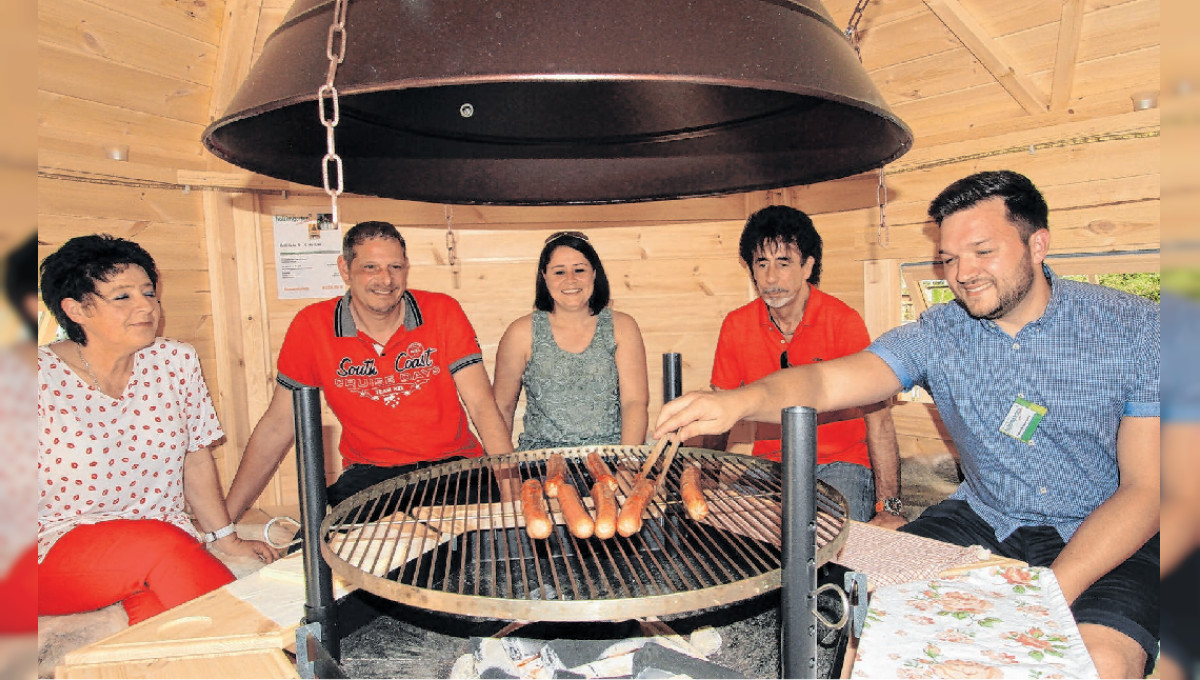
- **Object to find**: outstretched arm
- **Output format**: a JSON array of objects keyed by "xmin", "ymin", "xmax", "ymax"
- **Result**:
[
  {"xmin": 655, "ymin": 350, "xmax": 902, "ymax": 442},
  {"xmin": 224, "ymin": 385, "xmax": 296, "ymax": 522}
]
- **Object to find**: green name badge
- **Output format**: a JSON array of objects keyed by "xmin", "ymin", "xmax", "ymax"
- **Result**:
[{"xmin": 999, "ymin": 396, "xmax": 1047, "ymax": 444}]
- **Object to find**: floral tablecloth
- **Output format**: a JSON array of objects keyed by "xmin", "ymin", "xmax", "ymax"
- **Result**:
[{"xmin": 851, "ymin": 566, "xmax": 1098, "ymax": 679}]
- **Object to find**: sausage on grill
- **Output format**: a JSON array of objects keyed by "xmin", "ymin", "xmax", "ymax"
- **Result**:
[
  {"xmin": 616, "ymin": 478, "xmax": 656, "ymax": 537},
  {"xmin": 522, "ymin": 479, "xmax": 553, "ymax": 540},
  {"xmin": 585, "ymin": 451, "xmax": 619, "ymax": 492},
  {"xmin": 591, "ymin": 481, "xmax": 618, "ymax": 540},
  {"xmin": 680, "ymin": 465, "xmax": 709, "ymax": 521},
  {"xmin": 556, "ymin": 482, "xmax": 595, "ymax": 539},
  {"xmin": 543, "ymin": 453, "xmax": 567, "ymax": 498}
]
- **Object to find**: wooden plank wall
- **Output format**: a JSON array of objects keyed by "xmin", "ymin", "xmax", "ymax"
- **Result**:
[
  {"xmin": 37, "ymin": 0, "xmax": 229, "ymax": 468},
  {"xmin": 38, "ymin": 0, "xmax": 1158, "ymax": 511},
  {"xmin": 222, "ymin": 194, "xmax": 768, "ymax": 506}
]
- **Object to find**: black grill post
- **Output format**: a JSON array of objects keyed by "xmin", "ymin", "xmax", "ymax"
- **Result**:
[
  {"xmin": 781, "ymin": 405, "xmax": 818, "ymax": 678},
  {"xmin": 293, "ymin": 386, "xmax": 339, "ymax": 660},
  {"xmin": 662, "ymin": 352, "xmax": 683, "ymax": 403}
]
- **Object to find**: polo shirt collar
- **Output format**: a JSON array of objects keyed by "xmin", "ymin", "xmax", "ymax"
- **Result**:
[{"xmin": 333, "ymin": 290, "xmax": 423, "ymax": 338}]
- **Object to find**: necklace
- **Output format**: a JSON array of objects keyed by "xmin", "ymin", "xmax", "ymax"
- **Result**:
[
  {"xmin": 769, "ymin": 312, "xmax": 795, "ymax": 338},
  {"xmin": 77, "ymin": 345, "xmax": 101, "ymax": 390}
]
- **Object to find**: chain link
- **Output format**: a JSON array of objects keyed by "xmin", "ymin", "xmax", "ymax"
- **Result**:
[
  {"xmin": 845, "ymin": 0, "xmax": 890, "ymax": 249},
  {"xmin": 444, "ymin": 205, "xmax": 461, "ymax": 289},
  {"xmin": 845, "ymin": 0, "xmax": 872, "ymax": 59},
  {"xmin": 320, "ymin": 0, "xmax": 350, "ymax": 226},
  {"xmin": 877, "ymin": 166, "xmax": 890, "ymax": 248}
]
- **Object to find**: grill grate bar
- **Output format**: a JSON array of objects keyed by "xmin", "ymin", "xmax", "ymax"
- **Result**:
[{"xmin": 421, "ymin": 472, "xmax": 448, "ymax": 591}]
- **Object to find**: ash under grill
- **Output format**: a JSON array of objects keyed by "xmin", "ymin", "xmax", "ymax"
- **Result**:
[{"xmin": 320, "ymin": 446, "xmax": 848, "ymax": 621}]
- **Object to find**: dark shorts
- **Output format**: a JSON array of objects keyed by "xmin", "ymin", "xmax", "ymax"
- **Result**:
[
  {"xmin": 899, "ymin": 499, "xmax": 1159, "ymax": 673},
  {"xmin": 1161, "ymin": 550, "xmax": 1200, "ymax": 672}
]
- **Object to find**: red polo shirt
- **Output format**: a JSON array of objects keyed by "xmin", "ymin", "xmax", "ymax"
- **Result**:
[
  {"xmin": 711, "ymin": 287, "xmax": 871, "ymax": 466},
  {"xmin": 277, "ymin": 290, "xmax": 485, "ymax": 467}
]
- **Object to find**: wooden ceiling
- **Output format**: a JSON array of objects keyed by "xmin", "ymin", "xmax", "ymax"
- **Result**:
[
  {"xmin": 36, "ymin": 0, "xmax": 1157, "ymax": 180},
  {"xmin": 822, "ymin": 0, "xmax": 1157, "ymax": 146}
]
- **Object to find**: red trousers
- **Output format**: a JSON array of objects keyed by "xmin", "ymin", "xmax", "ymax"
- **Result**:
[
  {"xmin": 38, "ymin": 519, "xmax": 235, "ymax": 625},
  {"xmin": 0, "ymin": 543, "xmax": 36, "ymax": 633}
]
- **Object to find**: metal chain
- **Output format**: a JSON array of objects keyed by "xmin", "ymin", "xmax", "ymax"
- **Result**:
[
  {"xmin": 444, "ymin": 205, "xmax": 461, "ymax": 289},
  {"xmin": 844, "ymin": 0, "xmax": 890, "ymax": 248},
  {"xmin": 877, "ymin": 166, "xmax": 890, "ymax": 248},
  {"xmin": 845, "ymin": 0, "xmax": 872, "ymax": 59},
  {"xmin": 319, "ymin": 0, "xmax": 350, "ymax": 226}
]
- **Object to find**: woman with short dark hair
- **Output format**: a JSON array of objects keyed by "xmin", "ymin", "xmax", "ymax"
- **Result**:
[
  {"xmin": 494, "ymin": 231, "xmax": 649, "ymax": 450},
  {"xmin": 38, "ymin": 234, "xmax": 277, "ymax": 625}
]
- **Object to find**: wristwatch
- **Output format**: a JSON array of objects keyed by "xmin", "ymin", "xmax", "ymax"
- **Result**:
[
  {"xmin": 875, "ymin": 497, "xmax": 903, "ymax": 517},
  {"xmin": 202, "ymin": 523, "xmax": 237, "ymax": 543}
]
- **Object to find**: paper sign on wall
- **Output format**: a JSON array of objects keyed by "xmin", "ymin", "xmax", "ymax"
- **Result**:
[{"xmin": 273, "ymin": 213, "xmax": 344, "ymax": 300}]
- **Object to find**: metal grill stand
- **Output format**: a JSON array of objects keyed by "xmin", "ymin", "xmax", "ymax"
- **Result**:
[
  {"xmin": 781, "ymin": 405, "xmax": 819, "ymax": 678},
  {"xmin": 662, "ymin": 352, "xmax": 683, "ymax": 403},
  {"xmin": 293, "ymin": 387, "xmax": 343, "ymax": 677}
]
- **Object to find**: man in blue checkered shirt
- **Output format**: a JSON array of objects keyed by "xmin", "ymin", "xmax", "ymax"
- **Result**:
[{"xmin": 656, "ymin": 170, "xmax": 1159, "ymax": 679}]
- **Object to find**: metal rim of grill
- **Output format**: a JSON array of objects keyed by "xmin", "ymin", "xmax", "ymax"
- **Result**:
[{"xmin": 320, "ymin": 446, "xmax": 848, "ymax": 621}]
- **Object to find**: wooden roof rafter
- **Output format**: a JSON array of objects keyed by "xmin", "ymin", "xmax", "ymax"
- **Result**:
[
  {"xmin": 923, "ymin": 0, "xmax": 1048, "ymax": 115},
  {"xmin": 1050, "ymin": 0, "xmax": 1086, "ymax": 111}
]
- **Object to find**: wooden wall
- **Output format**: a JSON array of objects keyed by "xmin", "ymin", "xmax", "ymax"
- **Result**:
[
  {"xmin": 38, "ymin": 0, "xmax": 1158, "ymax": 512},
  {"xmin": 37, "ymin": 0, "xmax": 228, "ymax": 468}
]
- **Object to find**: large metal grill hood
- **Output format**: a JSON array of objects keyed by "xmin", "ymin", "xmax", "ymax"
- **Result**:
[{"xmin": 202, "ymin": 0, "xmax": 913, "ymax": 205}]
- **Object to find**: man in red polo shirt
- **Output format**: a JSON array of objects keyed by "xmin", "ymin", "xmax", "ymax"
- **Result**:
[
  {"xmin": 225, "ymin": 221, "xmax": 514, "ymax": 521},
  {"xmin": 707, "ymin": 206, "xmax": 904, "ymax": 526}
]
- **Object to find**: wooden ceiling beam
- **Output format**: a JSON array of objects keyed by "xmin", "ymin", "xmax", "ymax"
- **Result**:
[
  {"xmin": 1050, "ymin": 0, "xmax": 1086, "ymax": 111},
  {"xmin": 924, "ymin": 0, "xmax": 1048, "ymax": 115}
]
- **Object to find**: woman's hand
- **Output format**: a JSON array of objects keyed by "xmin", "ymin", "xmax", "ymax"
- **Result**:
[{"xmin": 212, "ymin": 534, "xmax": 281, "ymax": 564}]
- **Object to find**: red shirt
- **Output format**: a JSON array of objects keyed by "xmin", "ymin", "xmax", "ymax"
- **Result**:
[
  {"xmin": 277, "ymin": 290, "xmax": 485, "ymax": 467},
  {"xmin": 711, "ymin": 287, "xmax": 871, "ymax": 466}
]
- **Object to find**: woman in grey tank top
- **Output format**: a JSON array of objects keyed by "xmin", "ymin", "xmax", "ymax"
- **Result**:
[{"xmin": 494, "ymin": 232, "xmax": 649, "ymax": 450}]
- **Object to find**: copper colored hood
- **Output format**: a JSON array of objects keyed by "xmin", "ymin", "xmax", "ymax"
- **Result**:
[{"xmin": 203, "ymin": 0, "xmax": 912, "ymax": 205}]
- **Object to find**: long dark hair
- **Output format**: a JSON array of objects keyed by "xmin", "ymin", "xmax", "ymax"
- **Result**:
[
  {"xmin": 39, "ymin": 234, "xmax": 159, "ymax": 345},
  {"xmin": 534, "ymin": 233, "xmax": 611, "ymax": 315}
]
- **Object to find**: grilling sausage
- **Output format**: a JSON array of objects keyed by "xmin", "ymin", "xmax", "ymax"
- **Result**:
[
  {"xmin": 585, "ymin": 451, "xmax": 619, "ymax": 492},
  {"xmin": 616, "ymin": 478, "xmax": 656, "ymax": 537},
  {"xmin": 591, "ymin": 481, "xmax": 618, "ymax": 540},
  {"xmin": 680, "ymin": 465, "xmax": 709, "ymax": 521},
  {"xmin": 556, "ymin": 482, "xmax": 595, "ymax": 539},
  {"xmin": 543, "ymin": 453, "xmax": 568, "ymax": 498},
  {"xmin": 522, "ymin": 479, "xmax": 553, "ymax": 540}
]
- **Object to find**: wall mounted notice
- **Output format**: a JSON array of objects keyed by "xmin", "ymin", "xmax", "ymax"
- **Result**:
[{"xmin": 273, "ymin": 213, "xmax": 343, "ymax": 299}]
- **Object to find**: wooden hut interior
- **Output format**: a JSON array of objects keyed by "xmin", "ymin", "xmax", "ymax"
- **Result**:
[{"xmin": 35, "ymin": 0, "xmax": 1161, "ymax": 677}]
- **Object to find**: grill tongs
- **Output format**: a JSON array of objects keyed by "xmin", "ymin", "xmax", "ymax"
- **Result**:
[{"xmin": 614, "ymin": 432, "xmax": 682, "ymax": 537}]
